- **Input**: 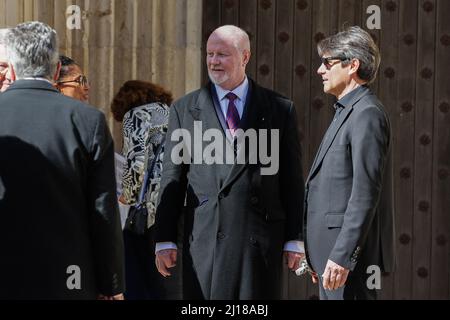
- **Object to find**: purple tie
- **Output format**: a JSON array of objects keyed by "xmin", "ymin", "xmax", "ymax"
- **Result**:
[{"xmin": 225, "ymin": 92, "xmax": 240, "ymax": 136}]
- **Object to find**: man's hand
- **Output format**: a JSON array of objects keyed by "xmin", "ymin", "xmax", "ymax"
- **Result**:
[
  {"xmin": 155, "ymin": 249, "xmax": 177, "ymax": 277},
  {"xmin": 284, "ymin": 251, "xmax": 305, "ymax": 271},
  {"xmin": 98, "ymin": 293, "xmax": 124, "ymax": 300},
  {"xmin": 322, "ymin": 259, "xmax": 349, "ymax": 290}
]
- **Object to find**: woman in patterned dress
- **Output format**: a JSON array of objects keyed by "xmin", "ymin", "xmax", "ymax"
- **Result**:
[{"xmin": 111, "ymin": 80, "xmax": 172, "ymax": 300}]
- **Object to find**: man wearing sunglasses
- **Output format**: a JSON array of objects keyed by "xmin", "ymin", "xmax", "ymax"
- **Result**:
[
  {"xmin": 56, "ymin": 55, "xmax": 90, "ymax": 102},
  {"xmin": 303, "ymin": 26, "xmax": 395, "ymax": 300},
  {"xmin": 0, "ymin": 28, "xmax": 11, "ymax": 92}
]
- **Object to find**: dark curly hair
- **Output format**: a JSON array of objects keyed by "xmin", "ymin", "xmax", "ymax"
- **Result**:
[
  {"xmin": 58, "ymin": 55, "xmax": 78, "ymax": 79},
  {"xmin": 111, "ymin": 80, "xmax": 173, "ymax": 122}
]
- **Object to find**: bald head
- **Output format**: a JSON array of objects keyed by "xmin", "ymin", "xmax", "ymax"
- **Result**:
[
  {"xmin": 209, "ymin": 25, "xmax": 250, "ymax": 53},
  {"xmin": 206, "ymin": 25, "xmax": 251, "ymax": 91}
]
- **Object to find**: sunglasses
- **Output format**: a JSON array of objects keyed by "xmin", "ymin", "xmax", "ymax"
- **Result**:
[
  {"xmin": 320, "ymin": 56, "xmax": 350, "ymax": 69},
  {"xmin": 58, "ymin": 75, "xmax": 89, "ymax": 88}
]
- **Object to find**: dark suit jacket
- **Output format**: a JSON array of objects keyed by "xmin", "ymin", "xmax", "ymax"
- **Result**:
[
  {"xmin": 0, "ymin": 80, "xmax": 125, "ymax": 299},
  {"xmin": 154, "ymin": 79, "xmax": 304, "ymax": 299},
  {"xmin": 305, "ymin": 85, "xmax": 395, "ymax": 276}
]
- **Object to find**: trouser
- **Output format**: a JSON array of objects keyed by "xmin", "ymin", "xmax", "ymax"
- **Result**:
[{"xmin": 123, "ymin": 227, "xmax": 167, "ymax": 300}]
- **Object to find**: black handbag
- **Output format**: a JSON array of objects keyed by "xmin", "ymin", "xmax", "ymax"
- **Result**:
[{"xmin": 124, "ymin": 136, "xmax": 165, "ymax": 235}]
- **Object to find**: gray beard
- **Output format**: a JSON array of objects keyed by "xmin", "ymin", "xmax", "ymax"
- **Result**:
[{"xmin": 208, "ymin": 72, "xmax": 228, "ymax": 86}]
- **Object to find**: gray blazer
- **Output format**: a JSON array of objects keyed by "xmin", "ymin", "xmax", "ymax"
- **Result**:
[
  {"xmin": 305, "ymin": 85, "xmax": 395, "ymax": 275},
  {"xmin": 154, "ymin": 79, "xmax": 304, "ymax": 299}
]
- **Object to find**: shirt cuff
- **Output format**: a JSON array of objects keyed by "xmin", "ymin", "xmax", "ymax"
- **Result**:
[
  {"xmin": 284, "ymin": 241, "xmax": 305, "ymax": 253},
  {"xmin": 155, "ymin": 242, "xmax": 178, "ymax": 254}
]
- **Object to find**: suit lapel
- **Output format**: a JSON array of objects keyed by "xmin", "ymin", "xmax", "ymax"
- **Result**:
[
  {"xmin": 220, "ymin": 79, "xmax": 270, "ymax": 192},
  {"xmin": 306, "ymin": 106, "xmax": 353, "ymax": 182},
  {"xmin": 239, "ymin": 80, "xmax": 257, "ymax": 132},
  {"xmin": 307, "ymin": 137, "xmax": 327, "ymax": 182},
  {"xmin": 189, "ymin": 84, "xmax": 224, "ymax": 133},
  {"xmin": 306, "ymin": 88, "xmax": 370, "ymax": 183}
]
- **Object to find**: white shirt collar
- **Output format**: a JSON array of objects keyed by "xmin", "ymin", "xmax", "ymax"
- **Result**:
[{"xmin": 215, "ymin": 76, "xmax": 249, "ymax": 102}]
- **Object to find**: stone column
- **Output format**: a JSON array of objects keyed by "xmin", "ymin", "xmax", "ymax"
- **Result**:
[{"xmin": 0, "ymin": 0, "xmax": 203, "ymax": 150}]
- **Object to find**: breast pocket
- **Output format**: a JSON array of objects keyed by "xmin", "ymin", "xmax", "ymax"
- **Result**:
[
  {"xmin": 328, "ymin": 143, "xmax": 349, "ymax": 159},
  {"xmin": 328, "ymin": 145, "xmax": 352, "ymax": 177}
]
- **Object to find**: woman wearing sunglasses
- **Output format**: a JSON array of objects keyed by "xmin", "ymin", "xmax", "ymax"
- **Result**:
[{"xmin": 56, "ymin": 55, "xmax": 90, "ymax": 102}]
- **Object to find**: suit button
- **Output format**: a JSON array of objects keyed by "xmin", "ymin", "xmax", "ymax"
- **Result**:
[
  {"xmin": 250, "ymin": 237, "xmax": 258, "ymax": 246},
  {"xmin": 217, "ymin": 232, "xmax": 226, "ymax": 240},
  {"xmin": 218, "ymin": 193, "xmax": 224, "ymax": 200},
  {"xmin": 251, "ymin": 196, "xmax": 259, "ymax": 205}
]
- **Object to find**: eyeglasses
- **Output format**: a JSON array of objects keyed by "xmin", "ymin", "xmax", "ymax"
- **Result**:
[
  {"xmin": 320, "ymin": 56, "xmax": 350, "ymax": 69},
  {"xmin": 58, "ymin": 75, "xmax": 89, "ymax": 88}
]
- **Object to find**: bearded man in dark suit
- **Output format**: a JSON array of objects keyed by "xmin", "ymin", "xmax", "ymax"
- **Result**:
[{"xmin": 154, "ymin": 25, "xmax": 305, "ymax": 300}]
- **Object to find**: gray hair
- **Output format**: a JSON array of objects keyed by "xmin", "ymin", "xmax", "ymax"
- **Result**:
[
  {"xmin": 5, "ymin": 21, "xmax": 59, "ymax": 79},
  {"xmin": 318, "ymin": 26, "xmax": 380, "ymax": 84}
]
